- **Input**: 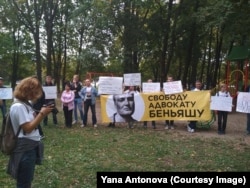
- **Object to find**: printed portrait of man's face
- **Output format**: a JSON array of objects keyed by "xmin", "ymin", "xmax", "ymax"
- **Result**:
[{"xmin": 113, "ymin": 93, "xmax": 135, "ymax": 116}]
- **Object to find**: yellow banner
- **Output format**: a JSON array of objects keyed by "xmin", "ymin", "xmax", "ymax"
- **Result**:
[{"xmin": 100, "ymin": 91, "xmax": 211, "ymax": 123}]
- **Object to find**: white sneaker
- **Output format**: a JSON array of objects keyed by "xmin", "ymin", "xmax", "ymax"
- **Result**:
[
  {"xmin": 94, "ymin": 124, "xmax": 98, "ymax": 128},
  {"xmin": 187, "ymin": 124, "xmax": 191, "ymax": 132},
  {"xmin": 72, "ymin": 120, "xmax": 76, "ymax": 124},
  {"xmin": 170, "ymin": 126, "xmax": 174, "ymax": 130},
  {"xmin": 80, "ymin": 124, "xmax": 85, "ymax": 128},
  {"xmin": 165, "ymin": 125, "xmax": 169, "ymax": 130}
]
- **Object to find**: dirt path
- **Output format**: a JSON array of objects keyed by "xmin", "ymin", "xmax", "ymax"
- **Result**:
[{"xmin": 60, "ymin": 98, "xmax": 250, "ymax": 144}]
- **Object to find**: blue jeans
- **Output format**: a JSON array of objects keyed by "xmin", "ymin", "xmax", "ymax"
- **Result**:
[
  {"xmin": 17, "ymin": 149, "xmax": 37, "ymax": 188},
  {"xmin": 73, "ymin": 98, "xmax": 84, "ymax": 122},
  {"xmin": 83, "ymin": 99, "xmax": 97, "ymax": 125},
  {"xmin": 247, "ymin": 113, "xmax": 250, "ymax": 133}
]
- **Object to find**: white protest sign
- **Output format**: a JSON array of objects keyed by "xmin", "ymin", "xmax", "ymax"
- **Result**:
[
  {"xmin": 98, "ymin": 77, "xmax": 123, "ymax": 95},
  {"xmin": 210, "ymin": 96, "xmax": 233, "ymax": 112},
  {"xmin": 123, "ymin": 73, "xmax": 141, "ymax": 86},
  {"xmin": 236, "ymin": 92, "xmax": 250, "ymax": 113},
  {"xmin": 163, "ymin": 80, "xmax": 183, "ymax": 94},
  {"xmin": 43, "ymin": 86, "xmax": 57, "ymax": 99},
  {"xmin": 142, "ymin": 82, "xmax": 161, "ymax": 93},
  {"xmin": 0, "ymin": 88, "xmax": 13, "ymax": 99}
]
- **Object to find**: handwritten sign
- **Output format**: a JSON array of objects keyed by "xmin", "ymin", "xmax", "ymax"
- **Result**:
[
  {"xmin": 98, "ymin": 77, "xmax": 123, "ymax": 95},
  {"xmin": 210, "ymin": 96, "xmax": 233, "ymax": 112},
  {"xmin": 142, "ymin": 82, "xmax": 161, "ymax": 93},
  {"xmin": 43, "ymin": 86, "xmax": 57, "ymax": 99},
  {"xmin": 123, "ymin": 73, "xmax": 141, "ymax": 86},
  {"xmin": 0, "ymin": 88, "xmax": 13, "ymax": 99},
  {"xmin": 236, "ymin": 92, "xmax": 250, "ymax": 113},
  {"xmin": 163, "ymin": 80, "xmax": 183, "ymax": 94}
]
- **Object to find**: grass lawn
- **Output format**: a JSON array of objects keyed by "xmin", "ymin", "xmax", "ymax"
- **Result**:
[{"xmin": 1, "ymin": 102, "xmax": 250, "ymax": 187}]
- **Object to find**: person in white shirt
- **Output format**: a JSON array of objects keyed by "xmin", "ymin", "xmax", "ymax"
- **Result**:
[
  {"xmin": 216, "ymin": 83, "xmax": 230, "ymax": 135},
  {"xmin": 8, "ymin": 76, "xmax": 53, "ymax": 188},
  {"xmin": 80, "ymin": 79, "xmax": 98, "ymax": 128},
  {"xmin": 187, "ymin": 80, "xmax": 203, "ymax": 133}
]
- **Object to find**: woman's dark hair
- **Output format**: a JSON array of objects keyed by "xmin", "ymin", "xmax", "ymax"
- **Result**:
[{"xmin": 64, "ymin": 81, "xmax": 71, "ymax": 88}]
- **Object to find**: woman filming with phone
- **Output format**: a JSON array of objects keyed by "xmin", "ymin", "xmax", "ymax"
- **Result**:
[{"xmin": 7, "ymin": 76, "xmax": 54, "ymax": 188}]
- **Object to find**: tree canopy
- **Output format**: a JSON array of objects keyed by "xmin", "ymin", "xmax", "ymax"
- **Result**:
[{"xmin": 0, "ymin": 0, "xmax": 249, "ymax": 91}]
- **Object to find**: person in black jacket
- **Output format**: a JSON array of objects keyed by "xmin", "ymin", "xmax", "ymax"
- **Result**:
[
  {"xmin": 0, "ymin": 77, "xmax": 7, "ymax": 119},
  {"xmin": 245, "ymin": 85, "xmax": 250, "ymax": 135},
  {"xmin": 33, "ymin": 90, "xmax": 46, "ymax": 138},
  {"xmin": 43, "ymin": 75, "xmax": 58, "ymax": 126},
  {"xmin": 187, "ymin": 80, "xmax": 203, "ymax": 133},
  {"xmin": 216, "ymin": 83, "xmax": 231, "ymax": 135}
]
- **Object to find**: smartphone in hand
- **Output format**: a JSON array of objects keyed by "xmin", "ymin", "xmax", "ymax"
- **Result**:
[{"xmin": 44, "ymin": 101, "xmax": 55, "ymax": 107}]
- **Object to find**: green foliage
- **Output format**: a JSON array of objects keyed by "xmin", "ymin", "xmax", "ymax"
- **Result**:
[{"xmin": 0, "ymin": 0, "xmax": 250, "ymax": 87}]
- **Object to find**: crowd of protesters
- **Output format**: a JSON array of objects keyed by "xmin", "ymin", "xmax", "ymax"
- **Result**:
[{"xmin": 1, "ymin": 75, "xmax": 249, "ymax": 136}]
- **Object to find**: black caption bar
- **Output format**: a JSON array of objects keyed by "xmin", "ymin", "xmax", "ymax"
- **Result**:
[{"xmin": 97, "ymin": 172, "xmax": 250, "ymax": 188}]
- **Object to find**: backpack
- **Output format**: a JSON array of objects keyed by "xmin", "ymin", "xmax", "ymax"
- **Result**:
[{"xmin": 0, "ymin": 101, "xmax": 29, "ymax": 155}]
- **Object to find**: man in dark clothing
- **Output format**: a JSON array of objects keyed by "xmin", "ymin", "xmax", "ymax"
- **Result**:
[
  {"xmin": 43, "ymin": 75, "xmax": 58, "ymax": 126},
  {"xmin": 33, "ymin": 90, "xmax": 46, "ymax": 138},
  {"xmin": 187, "ymin": 80, "xmax": 203, "ymax": 133},
  {"xmin": 245, "ymin": 85, "xmax": 250, "ymax": 135},
  {"xmin": 0, "ymin": 77, "xmax": 7, "ymax": 119}
]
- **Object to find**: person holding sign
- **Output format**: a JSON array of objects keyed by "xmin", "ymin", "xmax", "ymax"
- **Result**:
[
  {"xmin": 43, "ymin": 75, "xmax": 58, "ymax": 126},
  {"xmin": 0, "ymin": 77, "xmax": 7, "ymax": 118},
  {"xmin": 165, "ymin": 75, "xmax": 175, "ymax": 130},
  {"xmin": 245, "ymin": 85, "xmax": 250, "ymax": 135},
  {"xmin": 124, "ymin": 86, "xmax": 140, "ymax": 94},
  {"xmin": 143, "ymin": 79, "xmax": 156, "ymax": 129},
  {"xmin": 187, "ymin": 80, "xmax": 203, "ymax": 133},
  {"xmin": 216, "ymin": 83, "xmax": 231, "ymax": 135}
]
